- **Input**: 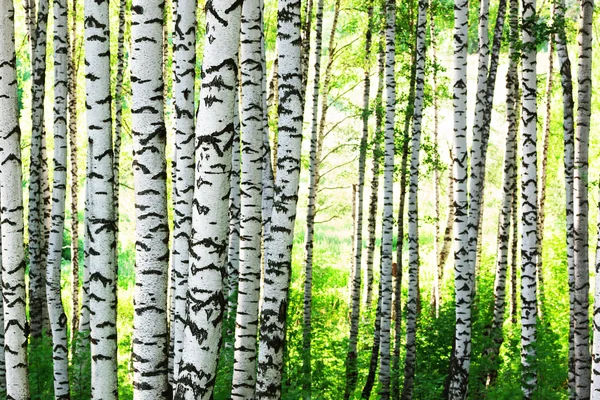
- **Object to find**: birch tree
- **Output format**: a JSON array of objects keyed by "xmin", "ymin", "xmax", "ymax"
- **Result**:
[
  {"xmin": 379, "ymin": 0, "xmax": 396, "ymax": 396},
  {"xmin": 46, "ymin": 0, "xmax": 71, "ymax": 396},
  {"xmin": 230, "ymin": 0, "xmax": 267, "ymax": 396},
  {"xmin": 131, "ymin": 2, "xmax": 170, "ymax": 397},
  {"xmin": 175, "ymin": 0, "xmax": 242, "ymax": 397},
  {"xmin": 302, "ymin": 0, "xmax": 326, "ymax": 394},
  {"xmin": 402, "ymin": 0, "xmax": 427, "ymax": 397},
  {"xmin": 28, "ymin": 0, "xmax": 50, "ymax": 340},
  {"xmin": 447, "ymin": 0, "xmax": 470, "ymax": 392},
  {"xmin": 68, "ymin": 0, "xmax": 81, "ymax": 341},
  {"xmin": 344, "ymin": 4, "xmax": 373, "ymax": 397},
  {"xmin": 170, "ymin": 0, "xmax": 197, "ymax": 386},
  {"xmin": 84, "ymin": 0, "xmax": 118, "ymax": 396},
  {"xmin": 256, "ymin": 0, "xmax": 304, "ymax": 395},
  {"xmin": 0, "ymin": 2, "xmax": 30, "ymax": 397},
  {"xmin": 520, "ymin": 0, "xmax": 539, "ymax": 394},
  {"xmin": 573, "ymin": 0, "xmax": 593, "ymax": 394}
]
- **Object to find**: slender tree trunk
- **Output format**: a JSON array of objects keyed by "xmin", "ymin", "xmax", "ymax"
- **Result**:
[
  {"xmin": 113, "ymin": 0, "xmax": 127, "ymax": 264},
  {"xmin": 365, "ymin": 39, "xmax": 385, "ymax": 310},
  {"xmin": 68, "ymin": 0, "xmax": 81, "ymax": 344},
  {"xmin": 447, "ymin": 0, "xmax": 469, "ymax": 393},
  {"xmin": 46, "ymin": 0, "xmax": 71, "ymax": 397},
  {"xmin": 344, "ymin": 3, "xmax": 372, "ymax": 397},
  {"xmin": 131, "ymin": 2, "xmax": 170, "ymax": 398},
  {"xmin": 170, "ymin": 0, "xmax": 197, "ymax": 388},
  {"xmin": 555, "ymin": 0, "xmax": 575, "ymax": 395},
  {"xmin": 379, "ymin": 0, "xmax": 396, "ymax": 397},
  {"xmin": 303, "ymin": 0, "xmax": 326, "ymax": 396},
  {"xmin": 230, "ymin": 0, "xmax": 266, "ymax": 396},
  {"xmin": 509, "ymin": 168, "xmax": 519, "ymax": 325},
  {"xmin": 573, "ymin": 0, "xmax": 593, "ymax": 394},
  {"xmin": 256, "ymin": 0, "xmax": 304, "ymax": 395},
  {"xmin": 520, "ymin": 0, "xmax": 539, "ymax": 394},
  {"xmin": 28, "ymin": 0, "xmax": 50, "ymax": 340},
  {"xmin": 84, "ymin": 0, "xmax": 118, "ymax": 397},
  {"xmin": 0, "ymin": 216, "xmax": 4, "ymax": 396},
  {"xmin": 536, "ymin": 4, "xmax": 554, "ymax": 321},
  {"xmin": 401, "ymin": 1, "xmax": 427, "ymax": 397},
  {"xmin": 438, "ymin": 161, "xmax": 454, "ymax": 273},
  {"xmin": 0, "ymin": 3, "xmax": 30, "ymax": 397},
  {"xmin": 430, "ymin": 0, "xmax": 442, "ymax": 318},
  {"xmin": 301, "ymin": 0, "xmax": 314, "ymax": 101},
  {"xmin": 175, "ymin": 1, "xmax": 242, "ymax": 397},
  {"xmin": 484, "ymin": 24, "xmax": 519, "ymax": 383},
  {"xmin": 392, "ymin": 28, "xmax": 417, "ymax": 400},
  {"xmin": 593, "ymin": 191, "xmax": 600, "ymax": 395}
]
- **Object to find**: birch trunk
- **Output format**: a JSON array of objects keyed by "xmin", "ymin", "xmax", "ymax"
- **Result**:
[
  {"xmin": 379, "ymin": 0, "xmax": 396, "ymax": 396},
  {"xmin": 303, "ymin": 0, "xmax": 326, "ymax": 395},
  {"xmin": 520, "ymin": 0, "xmax": 539, "ymax": 393},
  {"xmin": 362, "ymin": 280, "xmax": 382, "ymax": 399},
  {"xmin": 485, "ymin": 24, "xmax": 519, "ymax": 382},
  {"xmin": 227, "ymin": 104, "xmax": 241, "ymax": 317},
  {"xmin": 230, "ymin": 0, "xmax": 266, "ymax": 395},
  {"xmin": 84, "ymin": 0, "xmax": 118, "ymax": 396},
  {"xmin": 68, "ymin": 0, "xmax": 81, "ymax": 343},
  {"xmin": 555, "ymin": 0, "xmax": 575, "ymax": 392},
  {"xmin": 573, "ymin": 0, "xmax": 593, "ymax": 393},
  {"xmin": 344, "ymin": 3, "xmax": 372, "ymax": 397},
  {"xmin": 131, "ymin": 2, "xmax": 170, "ymax": 397},
  {"xmin": 536, "ymin": 3, "xmax": 554, "ymax": 321},
  {"xmin": 256, "ymin": 0, "xmax": 304, "ymax": 394},
  {"xmin": 364, "ymin": 39, "xmax": 384, "ymax": 309},
  {"xmin": 28, "ymin": 0, "xmax": 50, "ymax": 340},
  {"xmin": 401, "ymin": 0, "xmax": 427, "ymax": 397},
  {"xmin": 0, "ymin": 2, "xmax": 30, "ymax": 396},
  {"xmin": 447, "ymin": 0, "xmax": 470, "ymax": 392},
  {"xmin": 170, "ymin": 0, "xmax": 197, "ymax": 387},
  {"xmin": 175, "ymin": 0, "xmax": 242, "ymax": 397},
  {"xmin": 46, "ymin": 0, "xmax": 71, "ymax": 396}
]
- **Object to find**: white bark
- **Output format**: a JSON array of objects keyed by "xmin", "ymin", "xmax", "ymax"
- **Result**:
[
  {"xmin": 379, "ymin": 0, "xmax": 396, "ymax": 396},
  {"xmin": 175, "ymin": 0, "xmax": 242, "ymax": 397},
  {"xmin": 520, "ymin": 0, "xmax": 538, "ymax": 395},
  {"xmin": 131, "ymin": 2, "xmax": 170, "ymax": 397},
  {"xmin": 574, "ymin": 0, "xmax": 593, "ymax": 394},
  {"xmin": 0, "ymin": 2, "xmax": 30, "ymax": 396},
  {"xmin": 447, "ymin": 0, "xmax": 470, "ymax": 394},
  {"xmin": 231, "ymin": 1, "xmax": 267, "ymax": 396},
  {"xmin": 84, "ymin": 0, "xmax": 118, "ymax": 397},
  {"xmin": 256, "ymin": 0, "xmax": 304, "ymax": 395},
  {"xmin": 170, "ymin": 0, "xmax": 197, "ymax": 386},
  {"xmin": 46, "ymin": 0, "xmax": 70, "ymax": 396}
]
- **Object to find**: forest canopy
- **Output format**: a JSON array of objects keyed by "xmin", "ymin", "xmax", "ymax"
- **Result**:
[{"xmin": 0, "ymin": 0, "xmax": 598, "ymax": 398}]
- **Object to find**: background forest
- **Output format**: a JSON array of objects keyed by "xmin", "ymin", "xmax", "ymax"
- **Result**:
[{"xmin": 0, "ymin": 0, "xmax": 598, "ymax": 398}]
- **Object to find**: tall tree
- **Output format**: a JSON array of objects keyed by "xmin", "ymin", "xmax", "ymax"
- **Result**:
[
  {"xmin": 536, "ymin": 3, "xmax": 555, "ymax": 320},
  {"xmin": 170, "ymin": 0, "xmax": 197, "ymax": 387},
  {"xmin": 84, "ymin": 0, "xmax": 118, "ymax": 397},
  {"xmin": 46, "ymin": 0, "xmax": 71, "ymax": 397},
  {"xmin": 131, "ymin": 2, "xmax": 169, "ymax": 398},
  {"xmin": 573, "ymin": 0, "xmax": 593, "ymax": 394},
  {"xmin": 68, "ymin": 0, "xmax": 81, "ymax": 343},
  {"xmin": 303, "ymin": 0, "xmax": 326, "ymax": 395},
  {"xmin": 0, "ymin": 221, "xmax": 4, "ymax": 396},
  {"xmin": 344, "ymin": 3, "xmax": 373, "ymax": 398},
  {"xmin": 484, "ymin": 5, "xmax": 519, "ymax": 380},
  {"xmin": 555, "ymin": 0, "xmax": 575, "ymax": 392},
  {"xmin": 520, "ymin": 0, "xmax": 539, "ymax": 394},
  {"xmin": 255, "ymin": 0, "xmax": 304, "ymax": 395},
  {"xmin": 227, "ymin": 105, "xmax": 241, "ymax": 317},
  {"xmin": 447, "ymin": 0, "xmax": 469, "ymax": 392},
  {"xmin": 379, "ymin": 0, "xmax": 396, "ymax": 396},
  {"xmin": 230, "ymin": 0, "xmax": 266, "ymax": 396},
  {"xmin": 0, "ymin": 2, "xmax": 30, "ymax": 397},
  {"xmin": 28, "ymin": 0, "xmax": 50, "ymax": 340},
  {"xmin": 401, "ymin": 0, "xmax": 427, "ymax": 397},
  {"xmin": 175, "ymin": 0, "xmax": 242, "ymax": 397}
]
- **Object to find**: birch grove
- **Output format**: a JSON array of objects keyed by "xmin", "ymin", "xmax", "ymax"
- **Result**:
[{"xmin": 2, "ymin": 0, "xmax": 599, "ymax": 398}]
